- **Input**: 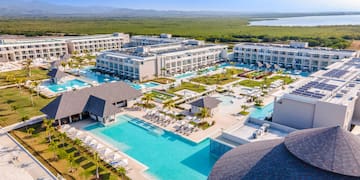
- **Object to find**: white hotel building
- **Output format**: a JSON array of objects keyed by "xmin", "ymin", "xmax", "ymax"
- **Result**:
[
  {"xmin": 233, "ymin": 41, "xmax": 358, "ymax": 72},
  {"xmin": 0, "ymin": 33, "xmax": 129, "ymax": 62},
  {"xmin": 272, "ymin": 57, "xmax": 360, "ymax": 130},
  {"xmin": 96, "ymin": 40, "xmax": 228, "ymax": 81},
  {"xmin": 128, "ymin": 33, "xmax": 187, "ymax": 47}
]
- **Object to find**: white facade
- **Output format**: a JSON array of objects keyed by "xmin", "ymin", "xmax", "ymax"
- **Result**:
[
  {"xmin": 272, "ymin": 58, "xmax": 360, "ymax": 130},
  {"xmin": 0, "ymin": 32, "xmax": 130, "ymax": 62},
  {"xmin": 0, "ymin": 39, "xmax": 68, "ymax": 62},
  {"xmin": 233, "ymin": 42, "xmax": 358, "ymax": 72},
  {"xmin": 96, "ymin": 41, "xmax": 228, "ymax": 81},
  {"xmin": 129, "ymin": 34, "xmax": 187, "ymax": 47},
  {"xmin": 65, "ymin": 33, "xmax": 129, "ymax": 54}
]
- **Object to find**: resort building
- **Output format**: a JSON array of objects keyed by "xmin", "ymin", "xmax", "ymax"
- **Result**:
[
  {"xmin": 96, "ymin": 40, "xmax": 228, "ymax": 81},
  {"xmin": 64, "ymin": 33, "xmax": 130, "ymax": 54},
  {"xmin": 190, "ymin": 96, "xmax": 221, "ymax": 115},
  {"xmin": 209, "ymin": 126, "xmax": 360, "ymax": 179},
  {"xmin": 47, "ymin": 68, "xmax": 68, "ymax": 83},
  {"xmin": 0, "ymin": 38, "xmax": 68, "ymax": 62},
  {"xmin": 128, "ymin": 33, "xmax": 187, "ymax": 47},
  {"xmin": 272, "ymin": 57, "xmax": 360, "ymax": 130},
  {"xmin": 233, "ymin": 41, "xmax": 358, "ymax": 72},
  {"xmin": 0, "ymin": 32, "xmax": 130, "ymax": 62},
  {"xmin": 209, "ymin": 118, "xmax": 294, "ymax": 158},
  {"xmin": 40, "ymin": 82, "xmax": 142, "ymax": 125}
]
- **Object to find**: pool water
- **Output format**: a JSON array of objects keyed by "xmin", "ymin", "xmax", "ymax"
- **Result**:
[
  {"xmin": 250, "ymin": 102, "xmax": 274, "ymax": 120},
  {"xmin": 174, "ymin": 72, "xmax": 196, "ymax": 79},
  {"xmin": 79, "ymin": 68, "xmax": 118, "ymax": 84},
  {"xmin": 46, "ymin": 79, "xmax": 89, "ymax": 93},
  {"xmin": 215, "ymin": 95, "xmax": 235, "ymax": 106},
  {"xmin": 84, "ymin": 114, "xmax": 216, "ymax": 180}
]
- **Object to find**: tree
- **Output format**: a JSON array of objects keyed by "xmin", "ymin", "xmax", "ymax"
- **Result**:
[
  {"xmin": 49, "ymin": 140, "xmax": 58, "ymax": 160},
  {"xmin": 61, "ymin": 61, "xmax": 67, "ymax": 70},
  {"xmin": 30, "ymin": 80, "xmax": 40, "ymax": 97},
  {"xmin": 73, "ymin": 138, "xmax": 82, "ymax": 146},
  {"xmin": 26, "ymin": 127, "xmax": 35, "ymax": 137},
  {"xmin": 67, "ymin": 153, "xmax": 78, "ymax": 173},
  {"xmin": 241, "ymin": 105, "xmax": 249, "ymax": 113},
  {"xmin": 160, "ymin": 67, "xmax": 167, "ymax": 76},
  {"xmin": 23, "ymin": 59, "xmax": 33, "ymax": 77},
  {"xmin": 5, "ymin": 74, "xmax": 15, "ymax": 82},
  {"xmin": 163, "ymin": 99, "xmax": 175, "ymax": 111},
  {"xmin": 42, "ymin": 118, "xmax": 55, "ymax": 142},
  {"xmin": 196, "ymin": 107, "xmax": 211, "ymax": 121},
  {"xmin": 59, "ymin": 132, "xmax": 67, "ymax": 148},
  {"xmin": 15, "ymin": 78, "xmax": 25, "ymax": 92},
  {"xmin": 117, "ymin": 167, "xmax": 127, "ymax": 180},
  {"xmin": 141, "ymin": 93, "xmax": 154, "ymax": 106},
  {"xmin": 255, "ymin": 98, "xmax": 264, "ymax": 107},
  {"xmin": 94, "ymin": 152, "xmax": 100, "ymax": 179}
]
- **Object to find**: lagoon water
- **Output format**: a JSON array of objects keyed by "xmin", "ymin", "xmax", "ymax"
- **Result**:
[{"xmin": 249, "ymin": 15, "xmax": 360, "ymax": 26}]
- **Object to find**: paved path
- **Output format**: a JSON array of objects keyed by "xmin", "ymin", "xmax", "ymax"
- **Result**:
[
  {"xmin": 1, "ymin": 115, "xmax": 46, "ymax": 132},
  {"xmin": 0, "ymin": 132, "xmax": 56, "ymax": 180}
]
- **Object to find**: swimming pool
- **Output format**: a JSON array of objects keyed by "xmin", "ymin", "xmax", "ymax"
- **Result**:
[
  {"xmin": 174, "ymin": 72, "xmax": 196, "ymax": 79},
  {"xmin": 79, "ymin": 68, "xmax": 118, "ymax": 84},
  {"xmin": 250, "ymin": 102, "xmax": 274, "ymax": 120},
  {"xmin": 215, "ymin": 95, "xmax": 235, "ymax": 106},
  {"xmin": 84, "ymin": 114, "xmax": 216, "ymax": 180},
  {"xmin": 46, "ymin": 79, "xmax": 90, "ymax": 93}
]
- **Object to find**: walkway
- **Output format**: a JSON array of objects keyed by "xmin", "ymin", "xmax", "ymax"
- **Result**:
[{"xmin": 0, "ymin": 132, "xmax": 56, "ymax": 180}]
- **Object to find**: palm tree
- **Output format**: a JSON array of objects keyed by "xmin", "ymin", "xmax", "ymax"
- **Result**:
[
  {"xmin": 117, "ymin": 167, "xmax": 127, "ymax": 180},
  {"xmin": 255, "ymin": 99, "xmax": 264, "ymax": 107},
  {"xmin": 67, "ymin": 153, "xmax": 77, "ymax": 173},
  {"xmin": 241, "ymin": 105, "xmax": 249, "ymax": 113},
  {"xmin": 196, "ymin": 107, "xmax": 211, "ymax": 121},
  {"xmin": 30, "ymin": 80, "xmax": 40, "ymax": 96},
  {"xmin": 26, "ymin": 127, "xmax": 35, "ymax": 137},
  {"xmin": 59, "ymin": 132, "xmax": 67, "ymax": 148},
  {"xmin": 163, "ymin": 99, "xmax": 175, "ymax": 111},
  {"xmin": 94, "ymin": 152, "xmax": 100, "ymax": 179},
  {"xmin": 73, "ymin": 138, "xmax": 82, "ymax": 147},
  {"xmin": 141, "ymin": 93, "xmax": 154, "ymax": 106},
  {"xmin": 42, "ymin": 118, "xmax": 55, "ymax": 142},
  {"xmin": 49, "ymin": 140, "xmax": 58, "ymax": 160},
  {"xmin": 160, "ymin": 67, "xmax": 167, "ymax": 76},
  {"xmin": 23, "ymin": 59, "xmax": 33, "ymax": 77},
  {"xmin": 60, "ymin": 61, "xmax": 67, "ymax": 70},
  {"xmin": 15, "ymin": 78, "xmax": 25, "ymax": 92},
  {"xmin": 5, "ymin": 74, "xmax": 15, "ymax": 82}
]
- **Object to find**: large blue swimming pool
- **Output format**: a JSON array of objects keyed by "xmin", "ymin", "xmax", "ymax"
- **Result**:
[
  {"xmin": 84, "ymin": 115, "xmax": 216, "ymax": 180},
  {"xmin": 46, "ymin": 79, "xmax": 90, "ymax": 93}
]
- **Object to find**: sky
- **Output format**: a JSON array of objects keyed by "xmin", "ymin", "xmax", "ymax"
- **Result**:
[{"xmin": 38, "ymin": 0, "xmax": 360, "ymax": 12}]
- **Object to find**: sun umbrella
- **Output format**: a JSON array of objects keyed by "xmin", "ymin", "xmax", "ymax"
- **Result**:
[
  {"xmin": 100, "ymin": 148, "xmax": 112, "ymax": 157},
  {"xmin": 83, "ymin": 136, "xmax": 92, "ymax": 143},
  {"xmin": 95, "ymin": 143, "xmax": 104, "ymax": 151}
]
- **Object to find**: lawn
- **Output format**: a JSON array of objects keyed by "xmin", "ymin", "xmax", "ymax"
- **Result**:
[
  {"xmin": 167, "ymin": 82, "xmax": 207, "ymax": 94},
  {"xmin": 191, "ymin": 68, "xmax": 242, "ymax": 85},
  {"xmin": 0, "ymin": 67, "xmax": 49, "ymax": 86},
  {"xmin": 0, "ymin": 18, "xmax": 358, "ymax": 49},
  {"xmin": 11, "ymin": 123, "xmax": 125, "ymax": 180},
  {"xmin": 0, "ymin": 87, "xmax": 53, "ymax": 127},
  {"xmin": 147, "ymin": 78, "xmax": 175, "ymax": 84},
  {"xmin": 149, "ymin": 90, "xmax": 175, "ymax": 101},
  {"xmin": 237, "ymin": 75, "xmax": 295, "ymax": 88}
]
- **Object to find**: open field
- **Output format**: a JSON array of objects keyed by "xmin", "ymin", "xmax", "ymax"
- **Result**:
[
  {"xmin": 0, "ymin": 87, "xmax": 52, "ymax": 126},
  {"xmin": 348, "ymin": 40, "xmax": 360, "ymax": 50},
  {"xmin": 11, "ymin": 123, "xmax": 126, "ymax": 180},
  {"xmin": 0, "ymin": 18, "xmax": 359, "ymax": 48},
  {"xmin": 0, "ymin": 67, "xmax": 49, "ymax": 86}
]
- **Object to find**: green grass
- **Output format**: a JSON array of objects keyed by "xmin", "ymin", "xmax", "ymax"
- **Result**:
[
  {"xmin": 0, "ymin": 87, "xmax": 53, "ymax": 126},
  {"xmin": 0, "ymin": 67, "xmax": 49, "ymax": 86},
  {"xmin": 238, "ymin": 75, "xmax": 295, "ymax": 88},
  {"xmin": 147, "ymin": 78, "xmax": 175, "ymax": 84},
  {"xmin": 11, "ymin": 123, "xmax": 126, "ymax": 180},
  {"xmin": 149, "ymin": 90, "xmax": 174, "ymax": 101},
  {"xmin": 0, "ymin": 18, "xmax": 359, "ymax": 48},
  {"xmin": 167, "ymin": 82, "xmax": 206, "ymax": 94},
  {"xmin": 191, "ymin": 68, "xmax": 242, "ymax": 85}
]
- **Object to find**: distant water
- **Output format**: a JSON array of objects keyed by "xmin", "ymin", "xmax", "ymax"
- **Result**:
[{"xmin": 249, "ymin": 15, "xmax": 360, "ymax": 26}]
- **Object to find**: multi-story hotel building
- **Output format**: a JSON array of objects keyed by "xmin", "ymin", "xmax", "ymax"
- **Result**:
[
  {"xmin": 233, "ymin": 41, "xmax": 358, "ymax": 72},
  {"xmin": 65, "ymin": 33, "xmax": 129, "ymax": 54},
  {"xmin": 0, "ymin": 39, "xmax": 68, "ymax": 62},
  {"xmin": 128, "ymin": 33, "xmax": 187, "ymax": 47},
  {"xmin": 96, "ymin": 40, "xmax": 228, "ymax": 81},
  {"xmin": 0, "ymin": 33, "xmax": 130, "ymax": 62},
  {"xmin": 272, "ymin": 57, "xmax": 360, "ymax": 130}
]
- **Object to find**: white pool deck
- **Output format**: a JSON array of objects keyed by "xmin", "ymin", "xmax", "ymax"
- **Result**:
[{"xmin": 0, "ymin": 132, "xmax": 56, "ymax": 180}]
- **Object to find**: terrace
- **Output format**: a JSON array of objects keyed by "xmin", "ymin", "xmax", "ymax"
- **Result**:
[{"xmin": 190, "ymin": 68, "xmax": 243, "ymax": 86}]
